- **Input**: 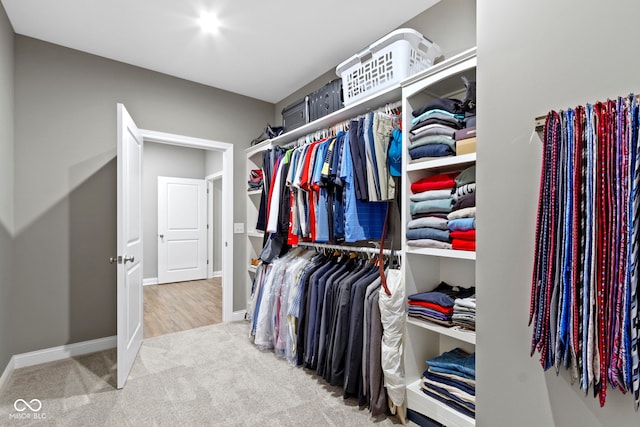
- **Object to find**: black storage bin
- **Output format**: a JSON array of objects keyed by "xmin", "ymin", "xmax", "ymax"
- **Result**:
[
  {"xmin": 282, "ymin": 96, "xmax": 309, "ymax": 133},
  {"xmin": 309, "ymin": 79, "xmax": 343, "ymax": 122}
]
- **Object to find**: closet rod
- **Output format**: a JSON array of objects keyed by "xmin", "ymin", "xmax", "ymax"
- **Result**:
[
  {"xmin": 296, "ymin": 241, "xmax": 394, "ymax": 256},
  {"xmin": 283, "ymin": 136, "xmax": 309, "ymax": 149},
  {"xmin": 280, "ymin": 100, "xmax": 403, "ymax": 149},
  {"xmin": 533, "ymin": 94, "xmax": 640, "ymax": 132}
]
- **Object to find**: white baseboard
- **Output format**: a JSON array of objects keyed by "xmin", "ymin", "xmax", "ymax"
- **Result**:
[
  {"xmin": 13, "ymin": 336, "xmax": 117, "ymax": 369},
  {"xmin": 231, "ymin": 310, "xmax": 246, "ymax": 322},
  {"xmin": 0, "ymin": 356, "xmax": 15, "ymax": 393},
  {"xmin": 0, "ymin": 336, "xmax": 116, "ymax": 393},
  {"xmin": 143, "ymin": 277, "xmax": 159, "ymax": 286},
  {"xmin": 212, "ymin": 271, "xmax": 222, "ymax": 278}
]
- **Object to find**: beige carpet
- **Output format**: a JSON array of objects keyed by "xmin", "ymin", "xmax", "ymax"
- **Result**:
[{"xmin": 0, "ymin": 321, "xmax": 409, "ymax": 426}]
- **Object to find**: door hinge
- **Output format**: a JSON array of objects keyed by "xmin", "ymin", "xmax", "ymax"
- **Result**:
[
  {"xmin": 207, "ymin": 224, "xmax": 209, "ymax": 229},
  {"xmin": 207, "ymin": 260, "xmax": 209, "ymax": 265}
]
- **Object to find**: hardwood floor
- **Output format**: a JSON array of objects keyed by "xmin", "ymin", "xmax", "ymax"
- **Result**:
[{"xmin": 143, "ymin": 277, "xmax": 222, "ymax": 339}]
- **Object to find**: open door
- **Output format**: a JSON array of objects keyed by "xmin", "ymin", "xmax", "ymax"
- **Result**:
[
  {"xmin": 157, "ymin": 176, "xmax": 207, "ymax": 284},
  {"xmin": 116, "ymin": 103, "xmax": 144, "ymax": 389}
]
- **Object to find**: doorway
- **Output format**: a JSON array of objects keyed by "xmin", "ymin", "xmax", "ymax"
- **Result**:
[{"xmin": 139, "ymin": 128, "xmax": 234, "ymax": 327}]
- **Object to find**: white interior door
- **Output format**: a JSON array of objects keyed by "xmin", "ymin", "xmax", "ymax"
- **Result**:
[
  {"xmin": 157, "ymin": 177, "xmax": 207, "ymax": 284},
  {"xmin": 116, "ymin": 103, "xmax": 144, "ymax": 389}
]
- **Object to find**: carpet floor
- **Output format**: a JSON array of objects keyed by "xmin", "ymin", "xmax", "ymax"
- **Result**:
[{"xmin": 0, "ymin": 321, "xmax": 408, "ymax": 426}]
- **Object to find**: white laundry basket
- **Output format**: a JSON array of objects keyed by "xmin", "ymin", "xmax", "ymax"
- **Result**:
[{"xmin": 336, "ymin": 28, "xmax": 442, "ymax": 106}]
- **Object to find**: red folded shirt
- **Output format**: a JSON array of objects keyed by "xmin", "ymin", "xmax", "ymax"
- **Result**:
[
  {"xmin": 452, "ymin": 239, "xmax": 476, "ymax": 251},
  {"xmin": 408, "ymin": 300, "xmax": 454, "ymax": 314},
  {"xmin": 410, "ymin": 173, "xmax": 458, "ymax": 193},
  {"xmin": 450, "ymin": 229, "xmax": 476, "ymax": 241}
]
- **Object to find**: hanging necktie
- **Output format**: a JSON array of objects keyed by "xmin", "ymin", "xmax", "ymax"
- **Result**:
[
  {"xmin": 530, "ymin": 95, "xmax": 640, "ymax": 407},
  {"xmin": 629, "ymin": 96, "xmax": 640, "ymax": 410},
  {"xmin": 530, "ymin": 111, "xmax": 561, "ymax": 370}
]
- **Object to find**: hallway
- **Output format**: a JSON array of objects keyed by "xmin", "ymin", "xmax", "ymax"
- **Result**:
[{"xmin": 143, "ymin": 278, "xmax": 222, "ymax": 338}]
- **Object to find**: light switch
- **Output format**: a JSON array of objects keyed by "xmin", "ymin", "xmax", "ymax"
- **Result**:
[{"xmin": 234, "ymin": 223, "xmax": 245, "ymax": 234}]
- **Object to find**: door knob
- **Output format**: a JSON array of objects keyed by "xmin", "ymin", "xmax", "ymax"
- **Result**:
[
  {"xmin": 109, "ymin": 255, "xmax": 133, "ymax": 264},
  {"xmin": 159, "ymin": 234, "xmax": 164, "ymax": 239}
]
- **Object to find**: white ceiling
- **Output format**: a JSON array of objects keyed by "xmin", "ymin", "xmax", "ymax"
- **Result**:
[{"xmin": 1, "ymin": 0, "xmax": 439, "ymax": 103}]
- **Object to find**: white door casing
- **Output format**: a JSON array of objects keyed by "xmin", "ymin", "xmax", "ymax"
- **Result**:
[
  {"xmin": 157, "ymin": 177, "xmax": 207, "ymax": 284},
  {"xmin": 116, "ymin": 103, "xmax": 144, "ymax": 389},
  {"xmin": 206, "ymin": 172, "xmax": 223, "ymax": 279},
  {"xmin": 139, "ymin": 129, "xmax": 234, "ymax": 322}
]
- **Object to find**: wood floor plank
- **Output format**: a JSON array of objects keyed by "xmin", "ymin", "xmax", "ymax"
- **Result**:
[{"xmin": 143, "ymin": 277, "xmax": 222, "ymax": 339}]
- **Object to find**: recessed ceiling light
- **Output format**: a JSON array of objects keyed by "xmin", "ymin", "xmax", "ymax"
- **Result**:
[{"xmin": 198, "ymin": 12, "xmax": 220, "ymax": 34}]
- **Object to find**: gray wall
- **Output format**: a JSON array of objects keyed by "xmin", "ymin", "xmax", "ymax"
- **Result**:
[
  {"xmin": 273, "ymin": 0, "xmax": 477, "ymax": 124},
  {"xmin": 12, "ymin": 35, "xmax": 273, "ymax": 356},
  {"xmin": 205, "ymin": 150, "xmax": 222, "ymax": 176},
  {"xmin": 0, "ymin": 2, "xmax": 13, "ymax": 371},
  {"xmin": 477, "ymin": 0, "xmax": 640, "ymax": 425},
  {"xmin": 142, "ymin": 143, "xmax": 206, "ymax": 280}
]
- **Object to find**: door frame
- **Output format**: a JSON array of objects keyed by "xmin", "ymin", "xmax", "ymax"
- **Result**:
[
  {"xmin": 139, "ymin": 129, "xmax": 234, "ymax": 323},
  {"xmin": 206, "ymin": 172, "xmax": 223, "ymax": 279}
]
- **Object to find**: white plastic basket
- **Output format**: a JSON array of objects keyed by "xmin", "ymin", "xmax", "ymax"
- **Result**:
[{"xmin": 336, "ymin": 28, "xmax": 442, "ymax": 106}]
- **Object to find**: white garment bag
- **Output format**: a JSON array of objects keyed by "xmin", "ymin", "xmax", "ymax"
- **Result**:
[{"xmin": 378, "ymin": 268, "xmax": 406, "ymax": 413}]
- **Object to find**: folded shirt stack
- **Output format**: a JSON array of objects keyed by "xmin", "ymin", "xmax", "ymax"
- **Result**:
[
  {"xmin": 407, "ymin": 173, "xmax": 458, "ymax": 249},
  {"xmin": 452, "ymin": 296, "xmax": 476, "ymax": 331},
  {"xmin": 407, "ymin": 282, "xmax": 475, "ymax": 327},
  {"xmin": 447, "ymin": 165, "xmax": 476, "ymax": 251},
  {"xmin": 409, "ymin": 98, "xmax": 465, "ymax": 161},
  {"xmin": 248, "ymin": 169, "xmax": 264, "ymax": 191},
  {"xmin": 420, "ymin": 348, "xmax": 476, "ymax": 419}
]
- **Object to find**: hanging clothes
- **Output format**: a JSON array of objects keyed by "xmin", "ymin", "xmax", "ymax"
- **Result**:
[
  {"xmin": 256, "ymin": 105, "xmax": 400, "ymax": 249},
  {"xmin": 247, "ymin": 245, "xmax": 399, "ymax": 418}
]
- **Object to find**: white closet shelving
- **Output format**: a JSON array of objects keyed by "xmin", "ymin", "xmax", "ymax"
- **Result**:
[
  {"xmin": 243, "ymin": 82, "xmax": 406, "ymax": 310},
  {"xmin": 244, "ymin": 139, "xmax": 271, "ymax": 307},
  {"xmin": 401, "ymin": 47, "xmax": 477, "ymax": 427}
]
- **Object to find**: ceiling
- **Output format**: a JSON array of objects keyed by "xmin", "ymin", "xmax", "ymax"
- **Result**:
[{"xmin": 1, "ymin": 0, "xmax": 439, "ymax": 104}]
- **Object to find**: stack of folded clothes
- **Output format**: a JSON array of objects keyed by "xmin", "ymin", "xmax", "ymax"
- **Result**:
[
  {"xmin": 407, "ymin": 173, "xmax": 457, "ymax": 249},
  {"xmin": 248, "ymin": 169, "xmax": 263, "ymax": 191},
  {"xmin": 420, "ymin": 348, "xmax": 476, "ymax": 419},
  {"xmin": 447, "ymin": 165, "xmax": 476, "ymax": 251},
  {"xmin": 452, "ymin": 296, "xmax": 476, "ymax": 330},
  {"xmin": 407, "ymin": 282, "xmax": 475, "ymax": 327},
  {"xmin": 408, "ymin": 98, "xmax": 465, "ymax": 161}
]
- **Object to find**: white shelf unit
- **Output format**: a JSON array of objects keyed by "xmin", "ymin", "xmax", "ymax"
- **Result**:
[
  {"xmin": 407, "ymin": 152, "xmax": 476, "ymax": 172},
  {"xmin": 244, "ymin": 140, "xmax": 271, "ymax": 306},
  {"xmin": 406, "ymin": 380, "xmax": 475, "ymax": 427},
  {"xmin": 404, "ymin": 247, "xmax": 476, "ymax": 260},
  {"xmin": 406, "ymin": 317, "xmax": 476, "ymax": 345},
  {"xmin": 401, "ymin": 48, "xmax": 477, "ymax": 426}
]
